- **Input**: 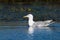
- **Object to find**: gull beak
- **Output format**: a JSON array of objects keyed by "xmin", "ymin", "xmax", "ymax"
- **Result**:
[{"xmin": 23, "ymin": 16, "xmax": 27, "ymax": 18}]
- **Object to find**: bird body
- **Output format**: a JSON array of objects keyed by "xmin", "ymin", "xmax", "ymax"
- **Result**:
[{"xmin": 23, "ymin": 14, "xmax": 53, "ymax": 27}]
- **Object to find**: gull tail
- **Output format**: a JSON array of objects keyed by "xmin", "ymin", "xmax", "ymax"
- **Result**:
[
  {"xmin": 45, "ymin": 20, "xmax": 53, "ymax": 23},
  {"xmin": 44, "ymin": 20, "xmax": 54, "ymax": 26}
]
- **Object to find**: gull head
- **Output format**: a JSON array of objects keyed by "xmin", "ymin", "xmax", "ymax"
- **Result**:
[
  {"xmin": 23, "ymin": 14, "xmax": 33, "ymax": 19},
  {"xmin": 23, "ymin": 14, "xmax": 34, "ymax": 27}
]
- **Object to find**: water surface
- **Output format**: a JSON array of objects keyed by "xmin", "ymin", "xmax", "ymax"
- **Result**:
[{"xmin": 0, "ymin": 23, "xmax": 60, "ymax": 40}]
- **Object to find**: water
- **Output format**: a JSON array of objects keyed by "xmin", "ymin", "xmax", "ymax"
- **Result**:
[{"xmin": 0, "ymin": 23, "xmax": 60, "ymax": 40}]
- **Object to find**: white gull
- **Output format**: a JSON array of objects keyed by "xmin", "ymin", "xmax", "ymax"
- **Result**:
[{"xmin": 23, "ymin": 14, "xmax": 53, "ymax": 34}]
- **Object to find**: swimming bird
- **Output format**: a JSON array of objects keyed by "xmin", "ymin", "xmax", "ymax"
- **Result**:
[
  {"xmin": 23, "ymin": 14, "xmax": 53, "ymax": 34},
  {"xmin": 23, "ymin": 14, "xmax": 53, "ymax": 27}
]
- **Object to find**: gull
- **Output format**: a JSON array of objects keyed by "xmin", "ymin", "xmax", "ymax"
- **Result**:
[{"xmin": 23, "ymin": 14, "xmax": 53, "ymax": 34}]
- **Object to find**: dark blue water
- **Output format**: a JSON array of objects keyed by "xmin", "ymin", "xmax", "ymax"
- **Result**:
[{"xmin": 0, "ymin": 23, "xmax": 60, "ymax": 40}]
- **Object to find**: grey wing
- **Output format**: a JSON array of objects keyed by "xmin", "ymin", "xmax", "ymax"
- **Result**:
[
  {"xmin": 33, "ymin": 21, "xmax": 45, "ymax": 27},
  {"xmin": 33, "ymin": 21, "xmax": 51, "ymax": 27}
]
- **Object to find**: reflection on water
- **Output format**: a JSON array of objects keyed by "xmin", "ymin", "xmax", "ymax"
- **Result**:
[
  {"xmin": 28, "ymin": 26, "xmax": 51, "ymax": 35},
  {"xmin": 0, "ymin": 23, "xmax": 60, "ymax": 40}
]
